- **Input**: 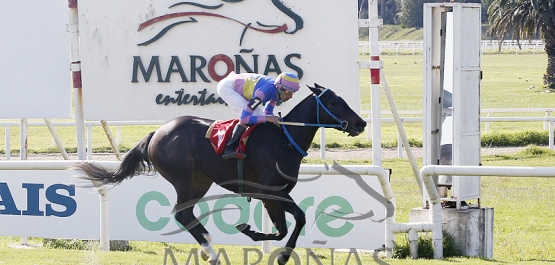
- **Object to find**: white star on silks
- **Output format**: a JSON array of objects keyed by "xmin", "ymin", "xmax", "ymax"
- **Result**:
[{"xmin": 216, "ymin": 129, "xmax": 227, "ymax": 147}]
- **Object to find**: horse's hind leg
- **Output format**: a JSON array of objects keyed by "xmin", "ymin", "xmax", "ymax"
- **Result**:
[
  {"xmin": 170, "ymin": 171, "xmax": 219, "ymax": 264},
  {"xmin": 174, "ymin": 204, "xmax": 219, "ymax": 263}
]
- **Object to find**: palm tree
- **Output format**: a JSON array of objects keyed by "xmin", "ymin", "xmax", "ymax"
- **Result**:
[{"xmin": 488, "ymin": 0, "xmax": 555, "ymax": 87}]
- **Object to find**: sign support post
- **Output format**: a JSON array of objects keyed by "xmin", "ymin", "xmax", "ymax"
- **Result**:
[{"xmin": 69, "ymin": 0, "xmax": 111, "ymax": 251}]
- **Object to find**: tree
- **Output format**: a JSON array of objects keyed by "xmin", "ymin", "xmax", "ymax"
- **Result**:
[
  {"xmin": 358, "ymin": 0, "xmax": 368, "ymax": 19},
  {"xmin": 401, "ymin": 0, "xmax": 426, "ymax": 28},
  {"xmin": 359, "ymin": 0, "xmax": 400, "ymax": 25},
  {"xmin": 401, "ymin": 0, "xmax": 486, "ymax": 28},
  {"xmin": 380, "ymin": 0, "xmax": 401, "ymax": 24},
  {"xmin": 488, "ymin": 0, "xmax": 555, "ymax": 87}
]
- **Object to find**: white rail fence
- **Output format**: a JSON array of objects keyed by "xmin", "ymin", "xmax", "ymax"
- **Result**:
[
  {"xmin": 365, "ymin": 108, "xmax": 555, "ymax": 157},
  {"xmin": 1, "ymin": 108, "xmax": 555, "ymax": 160},
  {"xmin": 361, "ymin": 40, "xmax": 546, "ymax": 55},
  {"xmin": 0, "ymin": 120, "xmax": 164, "ymax": 160},
  {"xmin": 417, "ymin": 165, "xmax": 555, "ymax": 259}
]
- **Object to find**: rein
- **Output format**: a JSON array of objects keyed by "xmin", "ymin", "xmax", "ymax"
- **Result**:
[{"xmin": 280, "ymin": 88, "xmax": 349, "ymax": 157}]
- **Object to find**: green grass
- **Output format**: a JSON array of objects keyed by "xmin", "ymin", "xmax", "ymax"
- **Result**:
[
  {"xmin": 377, "ymin": 25, "xmax": 424, "ymax": 41},
  {"xmin": 0, "ymin": 240, "xmax": 395, "ymax": 264}
]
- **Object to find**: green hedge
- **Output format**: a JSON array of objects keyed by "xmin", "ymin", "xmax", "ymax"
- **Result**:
[
  {"xmin": 481, "ymin": 130, "xmax": 548, "ymax": 147},
  {"xmin": 0, "ymin": 130, "xmax": 551, "ymax": 154},
  {"xmin": 310, "ymin": 130, "xmax": 550, "ymax": 149}
]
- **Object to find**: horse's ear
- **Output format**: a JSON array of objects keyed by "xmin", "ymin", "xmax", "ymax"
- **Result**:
[
  {"xmin": 314, "ymin": 83, "xmax": 323, "ymax": 89},
  {"xmin": 307, "ymin": 84, "xmax": 321, "ymax": 95}
]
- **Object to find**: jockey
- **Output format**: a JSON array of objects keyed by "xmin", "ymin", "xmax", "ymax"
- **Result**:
[{"xmin": 216, "ymin": 71, "xmax": 300, "ymax": 159}]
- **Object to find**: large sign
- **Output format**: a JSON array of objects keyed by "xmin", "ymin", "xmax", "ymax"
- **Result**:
[
  {"xmin": 78, "ymin": 0, "xmax": 359, "ymax": 121},
  {"xmin": 0, "ymin": 1, "xmax": 71, "ymax": 119},
  {"xmin": 0, "ymin": 169, "xmax": 386, "ymax": 250},
  {"xmin": 0, "ymin": 171, "xmax": 99, "ymax": 239}
]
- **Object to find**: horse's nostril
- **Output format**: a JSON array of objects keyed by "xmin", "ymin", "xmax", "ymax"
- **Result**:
[{"xmin": 357, "ymin": 121, "xmax": 368, "ymax": 128}]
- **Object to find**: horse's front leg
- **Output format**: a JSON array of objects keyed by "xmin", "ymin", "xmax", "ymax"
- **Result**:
[
  {"xmin": 270, "ymin": 195, "xmax": 306, "ymax": 265},
  {"xmin": 236, "ymin": 195, "xmax": 305, "ymax": 265},
  {"xmin": 236, "ymin": 201, "xmax": 288, "ymax": 241}
]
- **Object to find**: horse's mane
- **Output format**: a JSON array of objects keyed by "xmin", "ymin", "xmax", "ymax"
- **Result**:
[
  {"xmin": 284, "ymin": 88, "xmax": 338, "ymax": 122},
  {"xmin": 283, "ymin": 92, "xmax": 316, "ymax": 121}
]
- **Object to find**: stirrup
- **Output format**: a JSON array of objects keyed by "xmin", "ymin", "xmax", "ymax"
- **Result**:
[{"xmin": 222, "ymin": 151, "xmax": 247, "ymax": 160}]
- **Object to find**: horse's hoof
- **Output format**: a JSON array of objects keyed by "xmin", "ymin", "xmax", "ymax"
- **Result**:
[
  {"xmin": 198, "ymin": 248, "xmax": 209, "ymax": 261},
  {"xmin": 277, "ymin": 254, "xmax": 289, "ymax": 265},
  {"xmin": 236, "ymin": 223, "xmax": 251, "ymax": 232},
  {"xmin": 208, "ymin": 259, "xmax": 220, "ymax": 265}
]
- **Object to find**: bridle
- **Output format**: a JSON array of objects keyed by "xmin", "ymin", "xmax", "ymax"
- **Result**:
[
  {"xmin": 313, "ymin": 88, "xmax": 349, "ymax": 131},
  {"xmin": 280, "ymin": 88, "xmax": 350, "ymax": 156}
]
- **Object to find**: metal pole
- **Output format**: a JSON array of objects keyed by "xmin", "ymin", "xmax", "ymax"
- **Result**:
[
  {"xmin": 87, "ymin": 125, "xmax": 93, "ymax": 160},
  {"xmin": 550, "ymin": 120, "xmax": 554, "ymax": 150},
  {"xmin": 44, "ymin": 119, "xmax": 69, "ymax": 160},
  {"xmin": 68, "ymin": 0, "xmax": 110, "ymax": 251},
  {"xmin": 368, "ymin": 0, "xmax": 382, "ymax": 166},
  {"xmin": 5, "ymin": 125, "xmax": 10, "ymax": 160},
  {"xmin": 101, "ymin": 120, "xmax": 122, "ymax": 160},
  {"xmin": 319, "ymin": 128, "xmax": 326, "ymax": 159},
  {"xmin": 381, "ymin": 71, "xmax": 424, "ymax": 196},
  {"xmin": 20, "ymin": 118, "xmax": 28, "ymax": 245},
  {"xmin": 68, "ymin": 2, "xmax": 86, "ymax": 160},
  {"xmin": 261, "ymin": 208, "xmax": 272, "ymax": 253},
  {"xmin": 20, "ymin": 119, "xmax": 28, "ymax": 161}
]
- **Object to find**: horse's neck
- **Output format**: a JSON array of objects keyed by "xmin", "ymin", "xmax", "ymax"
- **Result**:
[{"xmin": 283, "ymin": 96, "xmax": 320, "ymax": 152}]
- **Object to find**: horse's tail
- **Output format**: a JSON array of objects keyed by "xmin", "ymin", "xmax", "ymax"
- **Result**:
[{"xmin": 71, "ymin": 131, "xmax": 155, "ymax": 186}]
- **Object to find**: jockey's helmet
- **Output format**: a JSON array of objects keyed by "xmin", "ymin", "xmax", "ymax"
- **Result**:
[{"xmin": 275, "ymin": 72, "xmax": 300, "ymax": 92}]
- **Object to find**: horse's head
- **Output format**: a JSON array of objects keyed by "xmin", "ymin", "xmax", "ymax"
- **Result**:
[{"xmin": 308, "ymin": 83, "xmax": 367, "ymax": 137}]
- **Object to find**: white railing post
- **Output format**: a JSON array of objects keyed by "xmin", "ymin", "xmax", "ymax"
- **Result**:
[
  {"xmin": 87, "ymin": 124, "xmax": 93, "ymax": 160},
  {"xmin": 117, "ymin": 126, "xmax": 121, "ymax": 146},
  {"xmin": 319, "ymin": 128, "xmax": 326, "ymax": 159},
  {"xmin": 100, "ymin": 191, "xmax": 110, "ymax": 251},
  {"xmin": 4, "ymin": 125, "xmax": 10, "ymax": 160},
  {"xmin": 397, "ymin": 132, "xmax": 403, "ymax": 158},
  {"xmin": 485, "ymin": 112, "xmax": 490, "ymax": 132},
  {"xmin": 550, "ymin": 120, "xmax": 554, "ymax": 150},
  {"xmin": 261, "ymin": 207, "xmax": 272, "ymax": 253},
  {"xmin": 20, "ymin": 119, "xmax": 28, "ymax": 245}
]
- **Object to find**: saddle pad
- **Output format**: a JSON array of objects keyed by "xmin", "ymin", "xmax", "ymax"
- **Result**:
[{"xmin": 205, "ymin": 119, "xmax": 259, "ymax": 156}]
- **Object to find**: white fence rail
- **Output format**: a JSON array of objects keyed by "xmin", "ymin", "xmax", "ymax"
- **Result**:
[
  {"xmin": 360, "ymin": 40, "xmax": 546, "ymax": 55},
  {"xmin": 1, "ymin": 120, "xmax": 165, "ymax": 160},
  {"xmin": 418, "ymin": 165, "xmax": 555, "ymax": 259},
  {"xmin": 2, "ymin": 108, "xmax": 555, "ymax": 160}
]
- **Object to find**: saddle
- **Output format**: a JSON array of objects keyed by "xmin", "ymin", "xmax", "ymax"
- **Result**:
[{"xmin": 205, "ymin": 119, "xmax": 259, "ymax": 156}]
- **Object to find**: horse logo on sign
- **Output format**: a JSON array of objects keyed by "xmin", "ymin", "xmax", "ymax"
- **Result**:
[{"xmin": 137, "ymin": 0, "xmax": 304, "ymax": 47}]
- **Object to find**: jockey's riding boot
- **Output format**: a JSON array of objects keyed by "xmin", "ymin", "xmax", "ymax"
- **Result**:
[{"xmin": 222, "ymin": 124, "xmax": 247, "ymax": 160}]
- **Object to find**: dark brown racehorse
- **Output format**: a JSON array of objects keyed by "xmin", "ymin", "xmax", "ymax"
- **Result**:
[{"xmin": 71, "ymin": 84, "xmax": 366, "ymax": 265}]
